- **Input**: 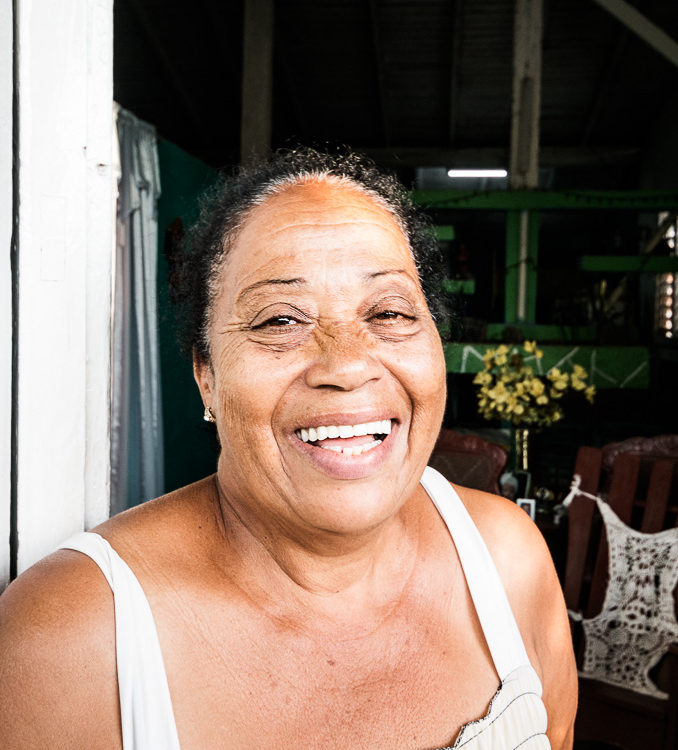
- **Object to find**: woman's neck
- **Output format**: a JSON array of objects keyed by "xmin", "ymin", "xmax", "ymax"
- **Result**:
[{"xmin": 211, "ymin": 471, "xmax": 427, "ymax": 627}]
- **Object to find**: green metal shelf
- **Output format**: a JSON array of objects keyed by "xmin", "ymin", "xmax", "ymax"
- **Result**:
[{"xmin": 413, "ymin": 190, "xmax": 678, "ymax": 211}]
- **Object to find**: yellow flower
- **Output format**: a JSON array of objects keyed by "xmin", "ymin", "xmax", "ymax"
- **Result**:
[
  {"xmin": 523, "ymin": 340, "xmax": 543, "ymax": 358},
  {"xmin": 536, "ymin": 394, "xmax": 549, "ymax": 405},
  {"xmin": 585, "ymin": 385, "xmax": 596, "ymax": 404},
  {"xmin": 494, "ymin": 353, "xmax": 507, "ymax": 366},
  {"xmin": 571, "ymin": 376, "xmax": 586, "ymax": 391},
  {"xmin": 488, "ymin": 382, "xmax": 508, "ymax": 404},
  {"xmin": 573, "ymin": 364, "xmax": 588, "ymax": 378},
  {"xmin": 473, "ymin": 371, "xmax": 492, "ymax": 385},
  {"xmin": 548, "ymin": 368, "xmax": 569, "ymax": 390},
  {"xmin": 527, "ymin": 378, "xmax": 545, "ymax": 397}
]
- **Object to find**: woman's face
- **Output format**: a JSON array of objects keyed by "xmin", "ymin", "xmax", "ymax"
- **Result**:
[{"xmin": 195, "ymin": 179, "xmax": 446, "ymax": 539}]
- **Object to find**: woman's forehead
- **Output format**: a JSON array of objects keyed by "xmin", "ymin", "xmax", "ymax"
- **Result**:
[
  {"xmin": 225, "ymin": 180, "xmax": 415, "ymax": 278},
  {"xmin": 246, "ymin": 178, "xmax": 405, "ymax": 235}
]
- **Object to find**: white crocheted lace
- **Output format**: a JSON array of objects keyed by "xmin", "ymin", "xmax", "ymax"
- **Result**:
[{"xmin": 573, "ymin": 499, "xmax": 678, "ymax": 699}]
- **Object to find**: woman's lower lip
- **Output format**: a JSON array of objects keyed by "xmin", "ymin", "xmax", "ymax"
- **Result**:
[{"xmin": 289, "ymin": 428, "xmax": 396, "ymax": 480}]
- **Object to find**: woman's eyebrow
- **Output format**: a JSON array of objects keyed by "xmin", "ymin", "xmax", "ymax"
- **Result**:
[
  {"xmin": 236, "ymin": 269, "xmax": 410, "ymax": 304},
  {"xmin": 236, "ymin": 277, "xmax": 307, "ymax": 303},
  {"xmin": 364, "ymin": 269, "xmax": 409, "ymax": 282}
]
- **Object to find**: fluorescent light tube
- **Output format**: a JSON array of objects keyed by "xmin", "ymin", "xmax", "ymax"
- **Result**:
[{"xmin": 447, "ymin": 169, "xmax": 508, "ymax": 178}]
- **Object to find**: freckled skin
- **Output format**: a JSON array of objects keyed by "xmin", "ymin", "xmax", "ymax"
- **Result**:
[{"xmin": 194, "ymin": 180, "xmax": 448, "ymax": 552}]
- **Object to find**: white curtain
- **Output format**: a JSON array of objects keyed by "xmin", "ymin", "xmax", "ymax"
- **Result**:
[{"xmin": 111, "ymin": 106, "xmax": 164, "ymax": 515}]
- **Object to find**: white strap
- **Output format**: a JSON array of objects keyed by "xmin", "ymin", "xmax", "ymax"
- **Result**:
[
  {"xmin": 59, "ymin": 532, "xmax": 181, "ymax": 750},
  {"xmin": 420, "ymin": 466, "xmax": 530, "ymax": 680}
]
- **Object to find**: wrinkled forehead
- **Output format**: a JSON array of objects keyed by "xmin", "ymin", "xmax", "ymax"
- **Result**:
[
  {"xmin": 244, "ymin": 175, "xmax": 410, "ymax": 243},
  {"xmin": 225, "ymin": 178, "xmax": 416, "ymax": 272}
]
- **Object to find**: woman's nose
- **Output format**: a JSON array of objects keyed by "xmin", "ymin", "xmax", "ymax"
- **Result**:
[{"xmin": 304, "ymin": 324, "xmax": 383, "ymax": 391}]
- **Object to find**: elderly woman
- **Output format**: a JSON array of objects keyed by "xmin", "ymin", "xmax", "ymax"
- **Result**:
[{"xmin": 0, "ymin": 149, "xmax": 576, "ymax": 749}]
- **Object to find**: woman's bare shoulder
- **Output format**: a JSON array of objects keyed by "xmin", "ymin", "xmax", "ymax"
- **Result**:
[
  {"xmin": 0, "ymin": 548, "xmax": 121, "ymax": 748},
  {"xmin": 0, "ymin": 475, "xmax": 217, "ymax": 748},
  {"xmin": 451, "ymin": 484, "xmax": 550, "ymax": 576},
  {"xmin": 94, "ymin": 474, "xmax": 220, "ymax": 564},
  {"xmin": 453, "ymin": 483, "xmax": 577, "ymax": 749}
]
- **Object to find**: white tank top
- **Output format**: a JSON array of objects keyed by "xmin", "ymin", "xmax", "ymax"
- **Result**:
[{"xmin": 59, "ymin": 466, "xmax": 549, "ymax": 749}]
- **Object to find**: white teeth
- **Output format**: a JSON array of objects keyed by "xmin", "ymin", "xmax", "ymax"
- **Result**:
[
  {"xmin": 296, "ymin": 420, "xmax": 393, "ymax": 443},
  {"xmin": 318, "ymin": 439, "xmax": 382, "ymax": 455}
]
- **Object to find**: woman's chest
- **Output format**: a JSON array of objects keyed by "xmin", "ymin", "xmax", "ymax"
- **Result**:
[{"xmin": 159, "ymin": 594, "xmax": 499, "ymax": 750}]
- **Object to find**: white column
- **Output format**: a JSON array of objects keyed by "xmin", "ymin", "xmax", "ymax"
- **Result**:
[
  {"xmin": 240, "ymin": 0, "xmax": 274, "ymax": 162},
  {"xmin": 509, "ymin": 0, "xmax": 542, "ymax": 190},
  {"xmin": 509, "ymin": 0, "xmax": 542, "ymax": 324},
  {"xmin": 0, "ymin": 0, "xmax": 13, "ymax": 589},
  {"xmin": 14, "ymin": 0, "xmax": 114, "ymax": 574}
]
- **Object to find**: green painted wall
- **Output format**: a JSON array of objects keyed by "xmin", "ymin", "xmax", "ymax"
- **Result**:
[
  {"xmin": 443, "ymin": 343, "xmax": 649, "ymax": 389},
  {"xmin": 157, "ymin": 140, "xmax": 219, "ymax": 493}
]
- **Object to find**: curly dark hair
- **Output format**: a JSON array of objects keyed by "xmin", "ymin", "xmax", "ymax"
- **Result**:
[{"xmin": 171, "ymin": 147, "xmax": 444, "ymax": 363}]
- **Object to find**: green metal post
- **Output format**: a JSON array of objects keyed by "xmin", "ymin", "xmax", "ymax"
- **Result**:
[
  {"xmin": 505, "ymin": 211, "xmax": 521, "ymax": 323},
  {"xmin": 526, "ymin": 210, "xmax": 539, "ymax": 323}
]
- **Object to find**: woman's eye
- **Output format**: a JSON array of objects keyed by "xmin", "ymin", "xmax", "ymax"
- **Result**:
[
  {"xmin": 253, "ymin": 315, "xmax": 300, "ymax": 329},
  {"xmin": 371, "ymin": 310, "xmax": 414, "ymax": 322}
]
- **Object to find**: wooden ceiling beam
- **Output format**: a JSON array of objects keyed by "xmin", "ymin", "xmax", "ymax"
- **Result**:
[
  {"xmin": 368, "ymin": 0, "xmax": 390, "ymax": 145},
  {"xmin": 509, "ymin": 0, "xmax": 543, "ymax": 190},
  {"xmin": 241, "ymin": 0, "xmax": 274, "ymax": 162},
  {"xmin": 592, "ymin": 0, "xmax": 678, "ymax": 69}
]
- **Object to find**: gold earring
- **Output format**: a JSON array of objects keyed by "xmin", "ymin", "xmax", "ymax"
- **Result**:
[{"xmin": 203, "ymin": 406, "xmax": 216, "ymax": 423}]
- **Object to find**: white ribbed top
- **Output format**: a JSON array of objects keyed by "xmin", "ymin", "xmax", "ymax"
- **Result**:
[
  {"xmin": 59, "ymin": 466, "xmax": 549, "ymax": 749},
  {"xmin": 421, "ymin": 466, "xmax": 549, "ymax": 749},
  {"xmin": 59, "ymin": 531, "xmax": 181, "ymax": 750}
]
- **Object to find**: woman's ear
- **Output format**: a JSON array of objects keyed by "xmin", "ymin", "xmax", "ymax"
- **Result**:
[{"xmin": 193, "ymin": 351, "xmax": 214, "ymax": 408}]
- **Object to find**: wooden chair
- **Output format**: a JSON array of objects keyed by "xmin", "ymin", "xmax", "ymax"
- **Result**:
[
  {"xmin": 564, "ymin": 435, "xmax": 678, "ymax": 750},
  {"xmin": 428, "ymin": 428, "xmax": 507, "ymax": 494}
]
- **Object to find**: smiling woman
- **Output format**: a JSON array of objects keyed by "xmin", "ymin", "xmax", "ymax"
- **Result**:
[{"xmin": 0, "ymin": 148, "xmax": 576, "ymax": 750}]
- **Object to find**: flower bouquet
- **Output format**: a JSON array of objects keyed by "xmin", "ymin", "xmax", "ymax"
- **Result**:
[{"xmin": 473, "ymin": 341, "xmax": 596, "ymax": 430}]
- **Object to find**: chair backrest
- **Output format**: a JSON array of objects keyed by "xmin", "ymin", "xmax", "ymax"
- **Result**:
[
  {"xmin": 564, "ymin": 436, "xmax": 678, "ymax": 618},
  {"xmin": 428, "ymin": 428, "xmax": 507, "ymax": 494}
]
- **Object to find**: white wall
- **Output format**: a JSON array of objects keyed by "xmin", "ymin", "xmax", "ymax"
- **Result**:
[
  {"xmin": 0, "ymin": 0, "xmax": 13, "ymax": 588},
  {"xmin": 12, "ymin": 0, "xmax": 114, "ymax": 575}
]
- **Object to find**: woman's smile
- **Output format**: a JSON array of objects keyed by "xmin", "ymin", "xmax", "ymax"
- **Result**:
[{"xmin": 289, "ymin": 415, "xmax": 399, "ymax": 480}]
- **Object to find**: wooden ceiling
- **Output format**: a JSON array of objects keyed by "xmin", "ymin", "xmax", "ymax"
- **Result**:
[{"xmin": 114, "ymin": 0, "xmax": 678, "ymax": 186}]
